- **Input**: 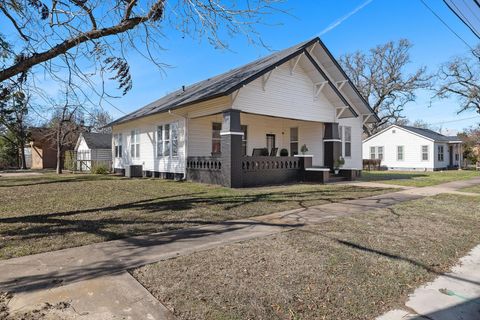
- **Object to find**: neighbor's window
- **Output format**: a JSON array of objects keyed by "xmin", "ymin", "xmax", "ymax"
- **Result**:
[
  {"xmin": 130, "ymin": 129, "xmax": 140, "ymax": 158},
  {"xmin": 422, "ymin": 145, "xmax": 429, "ymax": 161},
  {"xmin": 114, "ymin": 133, "xmax": 123, "ymax": 158},
  {"xmin": 377, "ymin": 146, "xmax": 384, "ymax": 161},
  {"xmin": 397, "ymin": 146, "xmax": 404, "ymax": 161},
  {"xmin": 370, "ymin": 146, "xmax": 376, "ymax": 159},
  {"xmin": 157, "ymin": 126, "xmax": 163, "ymax": 157},
  {"xmin": 241, "ymin": 125, "xmax": 248, "ymax": 156},
  {"xmin": 290, "ymin": 127, "xmax": 299, "ymax": 156},
  {"xmin": 438, "ymin": 145, "xmax": 444, "ymax": 161},
  {"xmin": 344, "ymin": 126, "xmax": 352, "ymax": 157},
  {"xmin": 212, "ymin": 122, "xmax": 222, "ymax": 155}
]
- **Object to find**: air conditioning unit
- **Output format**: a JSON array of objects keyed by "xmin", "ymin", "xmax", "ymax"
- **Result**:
[{"xmin": 126, "ymin": 165, "xmax": 143, "ymax": 178}]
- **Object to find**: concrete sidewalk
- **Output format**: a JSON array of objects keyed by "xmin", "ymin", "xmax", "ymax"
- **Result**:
[
  {"xmin": 378, "ymin": 245, "xmax": 480, "ymax": 320},
  {"xmin": 2, "ymin": 177, "xmax": 480, "ymax": 319}
]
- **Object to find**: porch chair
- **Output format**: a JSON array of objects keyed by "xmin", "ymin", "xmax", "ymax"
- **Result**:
[{"xmin": 252, "ymin": 148, "xmax": 269, "ymax": 156}]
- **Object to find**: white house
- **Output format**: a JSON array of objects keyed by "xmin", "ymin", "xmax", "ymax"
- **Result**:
[
  {"xmin": 75, "ymin": 132, "xmax": 112, "ymax": 171},
  {"xmin": 362, "ymin": 125, "xmax": 463, "ymax": 171},
  {"xmin": 109, "ymin": 38, "xmax": 379, "ymax": 187}
]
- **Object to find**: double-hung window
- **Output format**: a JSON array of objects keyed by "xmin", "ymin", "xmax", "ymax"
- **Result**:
[
  {"xmin": 241, "ymin": 125, "xmax": 248, "ymax": 156},
  {"xmin": 438, "ymin": 145, "xmax": 444, "ymax": 161},
  {"xmin": 212, "ymin": 123, "xmax": 222, "ymax": 155},
  {"xmin": 370, "ymin": 146, "xmax": 384, "ymax": 160},
  {"xmin": 421, "ymin": 145, "xmax": 429, "ymax": 161},
  {"xmin": 171, "ymin": 123, "xmax": 178, "ymax": 156},
  {"xmin": 344, "ymin": 126, "xmax": 352, "ymax": 157},
  {"xmin": 397, "ymin": 146, "xmax": 404, "ymax": 161},
  {"xmin": 157, "ymin": 126, "xmax": 164, "ymax": 157},
  {"xmin": 290, "ymin": 127, "xmax": 299, "ymax": 156},
  {"xmin": 157, "ymin": 123, "xmax": 179, "ymax": 157},
  {"xmin": 114, "ymin": 133, "xmax": 123, "ymax": 158},
  {"xmin": 377, "ymin": 146, "xmax": 384, "ymax": 160},
  {"xmin": 130, "ymin": 130, "xmax": 140, "ymax": 158}
]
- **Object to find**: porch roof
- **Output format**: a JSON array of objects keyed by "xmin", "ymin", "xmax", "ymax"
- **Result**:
[{"xmin": 109, "ymin": 38, "xmax": 379, "ymax": 126}]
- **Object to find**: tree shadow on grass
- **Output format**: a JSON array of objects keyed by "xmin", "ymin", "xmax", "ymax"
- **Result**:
[
  {"xmin": 336, "ymin": 239, "xmax": 480, "ymax": 287},
  {"xmin": 361, "ymin": 173, "xmax": 428, "ymax": 182},
  {"xmin": 0, "ymin": 187, "xmax": 383, "ymax": 255}
]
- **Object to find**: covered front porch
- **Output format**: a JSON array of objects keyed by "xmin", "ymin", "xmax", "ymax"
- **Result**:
[{"xmin": 186, "ymin": 109, "xmax": 360, "ymax": 188}]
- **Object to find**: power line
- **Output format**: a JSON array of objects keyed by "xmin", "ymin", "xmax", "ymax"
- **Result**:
[
  {"xmin": 420, "ymin": 0, "xmax": 475, "ymax": 50},
  {"xmin": 444, "ymin": 0, "xmax": 480, "ymax": 40},
  {"xmin": 429, "ymin": 115, "xmax": 480, "ymax": 125}
]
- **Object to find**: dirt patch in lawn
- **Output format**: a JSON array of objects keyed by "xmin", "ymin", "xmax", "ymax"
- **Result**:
[
  {"xmin": 0, "ymin": 292, "xmax": 73, "ymax": 320},
  {"xmin": 0, "ymin": 174, "xmax": 391, "ymax": 260},
  {"xmin": 132, "ymin": 194, "xmax": 480, "ymax": 320}
]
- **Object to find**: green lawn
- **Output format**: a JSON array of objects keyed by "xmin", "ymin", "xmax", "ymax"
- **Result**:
[
  {"xmin": 359, "ymin": 170, "xmax": 480, "ymax": 187},
  {"xmin": 0, "ymin": 173, "xmax": 391, "ymax": 260},
  {"xmin": 132, "ymin": 194, "xmax": 480, "ymax": 320}
]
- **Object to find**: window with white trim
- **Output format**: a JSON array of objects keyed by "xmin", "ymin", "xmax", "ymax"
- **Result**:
[
  {"xmin": 377, "ymin": 146, "xmax": 384, "ymax": 160},
  {"xmin": 290, "ymin": 127, "xmax": 298, "ymax": 156},
  {"xmin": 157, "ymin": 123, "xmax": 179, "ymax": 157},
  {"xmin": 241, "ymin": 125, "xmax": 247, "ymax": 156},
  {"xmin": 114, "ymin": 133, "xmax": 123, "ymax": 158},
  {"xmin": 130, "ymin": 129, "xmax": 140, "ymax": 158},
  {"xmin": 344, "ymin": 126, "xmax": 352, "ymax": 157},
  {"xmin": 156, "ymin": 126, "xmax": 163, "ymax": 157},
  {"xmin": 438, "ymin": 145, "xmax": 444, "ymax": 161},
  {"xmin": 370, "ymin": 146, "xmax": 376, "ymax": 160},
  {"xmin": 421, "ymin": 145, "xmax": 429, "ymax": 161},
  {"xmin": 171, "ymin": 123, "xmax": 178, "ymax": 156},
  {"xmin": 397, "ymin": 146, "xmax": 404, "ymax": 161},
  {"xmin": 212, "ymin": 122, "xmax": 221, "ymax": 155}
]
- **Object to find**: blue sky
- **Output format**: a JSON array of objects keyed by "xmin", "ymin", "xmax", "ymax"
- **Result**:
[
  {"xmin": 109, "ymin": 0, "xmax": 480, "ymax": 132},
  {"xmin": 6, "ymin": 0, "xmax": 480, "ymax": 131}
]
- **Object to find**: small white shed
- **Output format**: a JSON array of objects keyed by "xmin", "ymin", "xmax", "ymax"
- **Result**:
[{"xmin": 75, "ymin": 132, "xmax": 112, "ymax": 171}]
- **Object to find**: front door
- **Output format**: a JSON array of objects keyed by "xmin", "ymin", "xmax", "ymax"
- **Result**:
[{"xmin": 266, "ymin": 134, "xmax": 276, "ymax": 153}]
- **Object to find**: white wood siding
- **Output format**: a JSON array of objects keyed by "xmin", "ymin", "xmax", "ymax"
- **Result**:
[
  {"xmin": 232, "ymin": 62, "xmax": 336, "ymax": 123},
  {"xmin": 363, "ymin": 127, "xmax": 435, "ymax": 170},
  {"xmin": 338, "ymin": 117, "xmax": 364, "ymax": 169},
  {"xmin": 112, "ymin": 113, "xmax": 186, "ymax": 174},
  {"xmin": 188, "ymin": 113, "xmax": 326, "ymax": 166}
]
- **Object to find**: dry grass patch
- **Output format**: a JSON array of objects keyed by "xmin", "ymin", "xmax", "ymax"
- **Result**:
[
  {"xmin": 461, "ymin": 185, "xmax": 480, "ymax": 193},
  {"xmin": 132, "ymin": 194, "xmax": 480, "ymax": 320},
  {"xmin": 0, "ymin": 174, "xmax": 390, "ymax": 259}
]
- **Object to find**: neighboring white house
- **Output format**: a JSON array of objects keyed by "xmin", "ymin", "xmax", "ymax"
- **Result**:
[
  {"xmin": 75, "ymin": 132, "xmax": 112, "ymax": 171},
  {"xmin": 362, "ymin": 125, "xmax": 463, "ymax": 171},
  {"xmin": 109, "ymin": 37, "xmax": 379, "ymax": 187}
]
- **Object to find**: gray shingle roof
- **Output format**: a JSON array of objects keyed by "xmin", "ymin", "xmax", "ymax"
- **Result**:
[
  {"xmin": 109, "ymin": 38, "xmax": 319, "ymax": 126},
  {"xmin": 82, "ymin": 132, "xmax": 112, "ymax": 149},
  {"xmin": 399, "ymin": 125, "xmax": 461, "ymax": 142}
]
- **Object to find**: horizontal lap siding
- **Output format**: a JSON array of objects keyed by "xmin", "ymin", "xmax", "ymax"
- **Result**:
[
  {"xmin": 112, "ymin": 113, "xmax": 186, "ymax": 174},
  {"xmin": 91, "ymin": 149, "xmax": 112, "ymax": 161},
  {"xmin": 363, "ymin": 127, "xmax": 435, "ymax": 170},
  {"xmin": 233, "ymin": 63, "xmax": 335, "ymax": 123}
]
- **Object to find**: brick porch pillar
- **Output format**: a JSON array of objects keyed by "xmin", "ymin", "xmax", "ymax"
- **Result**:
[
  {"xmin": 220, "ymin": 109, "xmax": 243, "ymax": 188},
  {"xmin": 323, "ymin": 122, "xmax": 342, "ymax": 171}
]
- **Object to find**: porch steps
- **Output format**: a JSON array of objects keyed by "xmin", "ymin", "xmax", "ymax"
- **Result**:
[{"xmin": 328, "ymin": 175, "xmax": 348, "ymax": 183}]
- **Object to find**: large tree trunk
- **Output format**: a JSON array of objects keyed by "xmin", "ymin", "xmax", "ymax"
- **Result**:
[
  {"xmin": 56, "ymin": 125, "xmax": 63, "ymax": 174},
  {"xmin": 19, "ymin": 141, "xmax": 26, "ymax": 169}
]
